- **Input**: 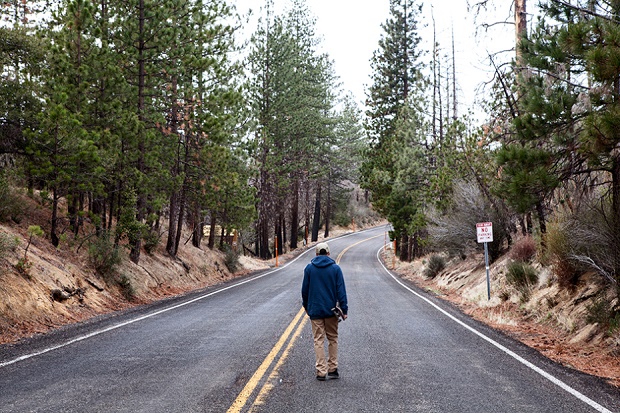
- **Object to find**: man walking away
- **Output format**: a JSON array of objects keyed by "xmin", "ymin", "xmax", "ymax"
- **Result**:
[{"xmin": 301, "ymin": 242, "xmax": 348, "ymax": 381}]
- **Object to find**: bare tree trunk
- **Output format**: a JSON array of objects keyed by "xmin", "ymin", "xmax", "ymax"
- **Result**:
[
  {"xmin": 219, "ymin": 225, "xmax": 225, "ymax": 249},
  {"xmin": 173, "ymin": 183, "xmax": 186, "ymax": 255},
  {"xmin": 290, "ymin": 178, "xmax": 299, "ymax": 249},
  {"xmin": 324, "ymin": 178, "xmax": 331, "ymax": 239},
  {"xmin": 515, "ymin": 0, "xmax": 527, "ymax": 67},
  {"xmin": 282, "ymin": 213, "xmax": 287, "ymax": 249},
  {"xmin": 438, "ymin": 58, "xmax": 444, "ymax": 144},
  {"xmin": 254, "ymin": 220, "xmax": 260, "ymax": 257},
  {"xmin": 612, "ymin": 157, "xmax": 620, "ymax": 230},
  {"xmin": 276, "ymin": 219, "xmax": 283, "ymax": 256},
  {"xmin": 167, "ymin": 192, "xmax": 178, "ymax": 253},
  {"xmin": 130, "ymin": 0, "xmax": 147, "ymax": 264},
  {"xmin": 432, "ymin": 10, "xmax": 437, "ymax": 141},
  {"xmin": 451, "ymin": 27, "xmax": 457, "ymax": 121},
  {"xmin": 166, "ymin": 77, "xmax": 181, "ymax": 256},
  {"xmin": 399, "ymin": 233, "xmax": 409, "ymax": 262},
  {"xmin": 311, "ymin": 184, "xmax": 321, "ymax": 242},
  {"xmin": 51, "ymin": 188, "xmax": 60, "ymax": 247},
  {"xmin": 68, "ymin": 195, "xmax": 78, "ymax": 236},
  {"xmin": 191, "ymin": 208, "xmax": 203, "ymax": 248},
  {"xmin": 208, "ymin": 216, "xmax": 216, "ymax": 250}
]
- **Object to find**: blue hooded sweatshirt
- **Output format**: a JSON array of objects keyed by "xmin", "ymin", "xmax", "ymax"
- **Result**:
[{"xmin": 301, "ymin": 255, "xmax": 348, "ymax": 320}]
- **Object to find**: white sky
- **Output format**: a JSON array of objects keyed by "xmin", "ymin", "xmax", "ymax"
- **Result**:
[{"xmin": 233, "ymin": 0, "xmax": 520, "ymax": 121}]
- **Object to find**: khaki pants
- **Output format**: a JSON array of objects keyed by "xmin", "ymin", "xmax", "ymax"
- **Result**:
[{"xmin": 310, "ymin": 317, "xmax": 339, "ymax": 376}]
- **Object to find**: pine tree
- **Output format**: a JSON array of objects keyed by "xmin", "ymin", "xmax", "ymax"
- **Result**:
[
  {"xmin": 365, "ymin": 0, "xmax": 424, "ymax": 143},
  {"xmin": 323, "ymin": 94, "xmax": 367, "ymax": 234},
  {"xmin": 361, "ymin": 0, "xmax": 427, "ymax": 260},
  {"xmin": 248, "ymin": 7, "xmax": 296, "ymax": 258},
  {"xmin": 248, "ymin": 0, "xmax": 335, "ymax": 257},
  {"xmin": 0, "ymin": 4, "xmax": 44, "ymax": 159},
  {"xmin": 24, "ymin": 0, "xmax": 104, "ymax": 246},
  {"xmin": 162, "ymin": 0, "xmax": 243, "ymax": 256},
  {"xmin": 506, "ymin": 1, "xmax": 620, "ymax": 234},
  {"xmin": 512, "ymin": 0, "xmax": 620, "ymax": 278}
]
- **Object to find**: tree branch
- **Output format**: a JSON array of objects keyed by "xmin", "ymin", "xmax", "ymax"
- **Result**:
[
  {"xmin": 550, "ymin": 0, "xmax": 620, "ymax": 23},
  {"xmin": 569, "ymin": 254, "xmax": 617, "ymax": 284}
]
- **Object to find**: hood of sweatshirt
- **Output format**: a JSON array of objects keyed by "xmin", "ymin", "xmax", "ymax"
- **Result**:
[{"xmin": 310, "ymin": 255, "xmax": 335, "ymax": 268}]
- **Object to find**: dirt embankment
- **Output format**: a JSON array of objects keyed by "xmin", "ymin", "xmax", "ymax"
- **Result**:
[
  {"xmin": 385, "ymin": 249, "xmax": 620, "ymax": 388},
  {"xmin": 0, "ymin": 219, "xmax": 272, "ymax": 344},
  {"xmin": 0, "ymin": 192, "xmax": 363, "ymax": 345}
]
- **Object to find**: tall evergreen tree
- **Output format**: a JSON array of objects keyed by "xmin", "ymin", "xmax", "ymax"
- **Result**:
[
  {"xmin": 361, "ymin": 0, "xmax": 427, "ymax": 259},
  {"xmin": 105, "ymin": 0, "xmax": 180, "ymax": 262},
  {"xmin": 248, "ymin": 7, "xmax": 294, "ymax": 258},
  {"xmin": 510, "ymin": 0, "xmax": 620, "ymax": 278},
  {"xmin": 162, "ymin": 0, "xmax": 243, "ymax": 256},
  {"xmin": 365, "ymin": 0, "xmax": 424, "ymax": 144},
  {"xmin": 24, "ymin": 0, "xmax": 105, "ymax": 246},
  {"xmin": 321, "ymin": 94, "xmax": 366, "ymax": 237},
  {"xmin": 0, "ymin": 3, "xmax": 44, "ymax": 159},
  {"xmin": 248, "ymin": 0, "xmax": 335, "ymax": 258}
]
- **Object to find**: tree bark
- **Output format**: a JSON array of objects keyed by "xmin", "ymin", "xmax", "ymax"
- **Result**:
[
  {"xmin": 399, "ymin": 233, "xmax": 409, "ymax": 262},
  {"xmin": 515, "ymin": 0, "xmax": 527, "ymax": 67},
  {"xmin": 166, "ymin": 77, "xmax": 181, "ymax": 256},
  {"xmin": 208, "ymin": 216, "xmax": 216, "ymax": 250},
  {"xmin": 290, "ymin": 178, "xmax": 299, "ymax": 249},
  {"xmin": 311, "ymin": 184, "xmax": 321, "ymax": 242},
  {"xmin": 324, "ymin": 179, "xmax": 331, "ymax": 238},
  {"xmin": 173, "ymin": 184, "xmax": 185, "ymax": 256},
  {"xmin": 276, "ymin": 219, "xmax": 283, "ymax": 256},
  {"xmin": 612, "ymin": 157, "xmax": 620, "ymax": 230},
  {"xmin": 191, "ymin": 208, "xmax": 203, "ymax": 248},
  {"xmin": 51, "ymin": 188, "xmax": 60, "ymax": 247},
  {"xmin": 130, "ymin": 0, "xmax": 147, "ymax": 264},
  {"xmin": 166, "ymin": 191, "xmax": 178, "ymax": 254}
]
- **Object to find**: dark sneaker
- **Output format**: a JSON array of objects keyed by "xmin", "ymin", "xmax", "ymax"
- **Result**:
[
  {"xmin": 328, "ymin": 369, "xmax": 339, "ymax": 379},
  {"xmin": 316, "ymin": 375, "xmax": 326, "ymax": 381}
]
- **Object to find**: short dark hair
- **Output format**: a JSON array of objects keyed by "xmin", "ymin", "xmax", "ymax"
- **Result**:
[{"xmin": 318, "ymin": 248, "xmax": 328, "ymax": 255}]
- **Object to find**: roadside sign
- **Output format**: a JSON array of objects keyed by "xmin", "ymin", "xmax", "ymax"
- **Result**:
[
  {"xmin": 476, "ymin": 222, "xmax": 493, "ymax": 300},
  {"xmin": 476, "ymin": 222, "xmax": 493, "ymax": 243}
]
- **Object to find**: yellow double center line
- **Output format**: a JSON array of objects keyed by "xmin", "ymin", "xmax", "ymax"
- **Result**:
[
  {"xmin": 226, "ymin": 234, "xmax": 382, "ymax": 412},
  {"xmin": 226, "ymin": 307, "xmax": 306, "ymax": 413}
]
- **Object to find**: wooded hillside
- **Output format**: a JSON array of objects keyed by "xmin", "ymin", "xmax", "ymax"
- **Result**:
[{"xmin": 2, "ymin": 0, "xmax": 620, "ymax": 362}]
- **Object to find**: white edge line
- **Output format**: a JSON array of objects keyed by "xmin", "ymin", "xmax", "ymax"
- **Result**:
[
  {"xmin": 0, "ymin": 228, "xmax": 373, "ymax": 369},
  {"xmin": 376, "ymin": 246, "xmax": 614, "ymax": 413},
  {"xmin": 1, "ymin": 245, "xmax": 315, "ymax": 368}
]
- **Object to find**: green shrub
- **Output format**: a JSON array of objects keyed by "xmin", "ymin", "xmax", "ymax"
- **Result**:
[
  {"xmin": 221, "ymin": 244, "xmax": 240, "ymax": 273},
  {"xmin": 586, "ymin": 297, "xmax": 620, "ymax": 336},
  {"xmin": 15, "ymin": 226, "xmax": 43, "ymax": 278},
  {"xmin": 0, "ymin": 232, "xmax": 19, "ymax": 258},
  {"xmin": 0, "ymin": 173, "xmax": 22, "ymax": 222},
  {"xmin": 506, "ymin": 260, "xmax": 538, "ymax": 289},
  {"xmin": 118, "ymin": 274, "xmax": 135, "ymax": 301},
  {"xmin": 423, "ymin": 254, "xmax": 445, "ymax": 279},
  {"xmin": 88, "ymin": 233, "xmax": 122, "ymax": 281},
  {"xmin": 15, "ymin": 258, "xmax": 33, "ymax": 279},
  {"xmin": 143, "ymin": 230, "xmax": 160, "ymax": 255}
]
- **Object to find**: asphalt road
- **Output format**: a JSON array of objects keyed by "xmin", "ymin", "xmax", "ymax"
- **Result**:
[{"xmin": 1, "ymin": 226, "xmax": 619, "ymax": 412}]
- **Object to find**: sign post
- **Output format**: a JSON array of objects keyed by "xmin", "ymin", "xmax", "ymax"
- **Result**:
[{"xmin": 476, "ymin": 222, "xmax": 493, "ymax": 300}]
